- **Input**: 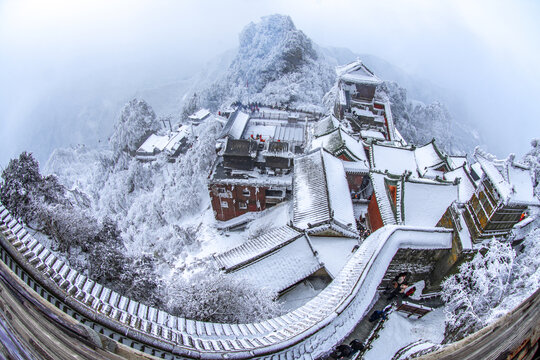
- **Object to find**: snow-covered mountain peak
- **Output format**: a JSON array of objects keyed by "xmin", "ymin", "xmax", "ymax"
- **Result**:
[
  {"xmin": 236, "ymin": 14, "xmax": 317, "ymax": 86},
  {"xmin": 197, "ymin": 14, "xmax": 333, "ymax": 112},
  {"xmin": 187, "ymin": 14, "xmax": 479, "ymax": 154}
]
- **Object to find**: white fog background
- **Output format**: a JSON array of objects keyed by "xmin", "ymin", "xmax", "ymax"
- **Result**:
[{"xmin": 1, "ymin": 0, "xmax": 539, "ymax": 167}]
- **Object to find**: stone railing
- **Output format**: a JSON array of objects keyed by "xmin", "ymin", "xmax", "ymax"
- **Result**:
[{"xmin": 0, "ymin": 204, "xmax": 453, "ymax": 359}]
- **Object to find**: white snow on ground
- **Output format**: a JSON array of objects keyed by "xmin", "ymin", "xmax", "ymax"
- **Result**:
[
  {"xmin": 309, "ymin": 236, "xmax": 358, "ymax": 278},
  {"xmin": 407, "ymin": 280, "xmax": 425, "ymax": 301},
  {"xmin": 245, "ymin": 201, "xmax": 291, "ymax": 238},
  {"xmin": 363, "ymin": 308, "xmax": 446, "ymax": 360},
  {"xmin": 192, "ymin": 208, "xmax": 247, "ymax": 257},
  {"xmin": 506, "ymin": 164, "xmax": 539, "ymax": 205},
  {"xmin": 278, "ymin": 281, "xmax": 322, "ymax": 311}
]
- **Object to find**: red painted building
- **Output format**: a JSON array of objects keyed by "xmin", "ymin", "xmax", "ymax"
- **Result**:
[
  {"xmin": 208, "ymin": 138, "xmax": 293, "ymax": 222},
  {"xmin": 367, "ymin": 193, "xmax": 384, "ymax": 231},
  {"xmin": 209, "ymin": 184, "xmax": 268, "ymax": 221}
]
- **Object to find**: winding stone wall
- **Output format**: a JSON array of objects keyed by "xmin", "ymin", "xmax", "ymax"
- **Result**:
[{"xmin": 0, "ymin": 204, "xmax": 453, "ymax": 359}]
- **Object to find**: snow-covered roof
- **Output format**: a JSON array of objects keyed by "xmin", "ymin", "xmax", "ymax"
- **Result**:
[
  {"xmin": 360, "ymin": 129, "xmax": 386, "ymax": 141},
  {"xmin": 371, "ymin": 142, "xmax": 450, "ymax": 179},
  {"xmin": 444, "ymin": 166, "xmax": 476, "ymax": 203},
  {"xmin": 311, "ymin": 128, "xmax": 369, "ymax": 167},
  {"xmin": 470, "ymin": 162, "xmax": 483, "ymax": 182},
  {"xmin": 230, "ymin": 235, "xmax": 323, "ymax": 294},
  {"xmin": 308, "ymin": 236, "xmax": 359, "ymax": 278},
  {"xmin": 323, "ymin": 151, "xmax": 357, "ymax": 230},
  {"xmin": 293, "ymin": 150, "xmax": 331, "ymax": 229},
  {"xmin": 164, "ymin": 126, "xmax": 190, "ymax": 154},
  {"xmin": 337, "ymin": 59, "xmax": 382, "ymax": 85},
  {"xmin": 313, "ymin": 114, "xmax": 339, "ymax": 137},
  {"xmin": 292, "ymin": 149, "xmax": 357, "ymax": 236},
  {"xmin": 342, "ymin": 159, "xmax": 370, "ymax": 174},
  {"xmin": 371, "ymin": 144, "xmax": 418, "ymax": 176},
  {"xmin": 214, "ymin": 226, "xmax": 302, "ymax": 271},
  {"xmin": 136, "ymin": 134, "xmax": 170, "ymax": 154},
  {"xmin": 414, "ymin": 141, "xmax": 448, "ymax": 177},
  {"xmin": 475, "ymin": 150, "xmax": 539, "ymax": 207},
  {"xmin": 274, "ymin": 124, "xmax": 304, "ymax": 142},
  {"xmin": 220, "ymin": 110, "xmax": 250, "ymax": 139},
  {"xmin": 188, "ymin": 109, "xmax": 211, "ymax": 121},
  {"xmin": 449, "ymin": 155, "xmax": 467, "ymax": 169},
  {"xmin": 403, "ymin": 179, "xmax": 458, "ymax": 227},
  {"xmin": 241, "ymin": 119, "xmax": 305, "ymax": 143},
  {"xmin": 260, "ymin": 141, "xmax": 295, "ymax": 159},
  {"xmin": 222, "ymin": 138, "xmax": 258, "ymax": 158},
  {"xmin": 209, "ymin": 156, "xmax": 293, "ymax": 187},
  {"xmin": 137, "ymin": 126, "xmax": 192, "ymax": 157}
]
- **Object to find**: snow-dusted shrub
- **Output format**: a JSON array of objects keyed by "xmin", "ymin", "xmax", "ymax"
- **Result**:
[
  {"xmin": 39, "ymin": 204, "xmax": 99, "ymax": 252},
  {"xmin": 164, "ymin": 268, "xmax": 283, "ymax": 323},
  {"xmin": 117, "ymin": 254, "xmax": 163, "ymax": 307},
  {"xmin": 442, "ymin": 239, "xmax": 514, "ymax": 340},
  {"xmin": 442, "ymin": 233, "xmax": 540, "ymax": 342}
]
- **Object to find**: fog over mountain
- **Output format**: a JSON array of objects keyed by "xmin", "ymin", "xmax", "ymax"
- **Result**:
[{"xmin": 1, "ymin": 0, "xmax": 539, "ymax": 166}]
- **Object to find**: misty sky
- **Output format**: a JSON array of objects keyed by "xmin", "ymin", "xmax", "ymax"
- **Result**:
[{"xmin": 1, "ymin": 0, "xmax": 539, "ymax": 168}]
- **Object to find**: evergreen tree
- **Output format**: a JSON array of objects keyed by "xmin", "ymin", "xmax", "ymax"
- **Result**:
[{"xmin": 110, "ymin": 99, "xmax": 160, "ymax": 156}]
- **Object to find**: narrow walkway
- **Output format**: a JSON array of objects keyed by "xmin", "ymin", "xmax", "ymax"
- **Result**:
[
  {"xmin": 344, "ymin": 292, "xmax": 392, "ymax": 345},
  {"xmin": 322, "ymin": 291, "xmax": 392, "ymax": 359},
  {"xmin": 323, "ymin": 290, "xmax": 443, "ymax": 359}
]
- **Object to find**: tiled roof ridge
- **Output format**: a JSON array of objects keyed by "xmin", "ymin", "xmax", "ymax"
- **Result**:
[{"xmin": 214, "ymin": 226, "xmax": 302, "ymax": 271}]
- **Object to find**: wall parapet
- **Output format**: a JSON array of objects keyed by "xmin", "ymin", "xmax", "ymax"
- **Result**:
[{"xmin": 0, "ymin": 203, "xmax": 452, "ymax": 359}]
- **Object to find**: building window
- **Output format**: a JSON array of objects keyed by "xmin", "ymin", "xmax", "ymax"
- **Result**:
[
  {"xmin": 239, "ymin": 202, "xmax": 247, "ymax": 209},
  {"xmin": 218, "ymin": 187, "xmax": 226, "ymax": 194},
  {"xmin": 242, "ymin": 189, "xmax": 250, "ymax": 197},
  {"xmin": 265, "ymin": 189, "xmax": 284, "ymax": 197},
  {"xmin": 221, "ymin": 201, "xmax": 228, "ymax": 208}
]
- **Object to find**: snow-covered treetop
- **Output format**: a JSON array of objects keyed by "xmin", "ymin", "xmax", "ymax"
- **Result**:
[{"xmin": 110, "ymin": 99, "xmax": 160, "ymax": 155}]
